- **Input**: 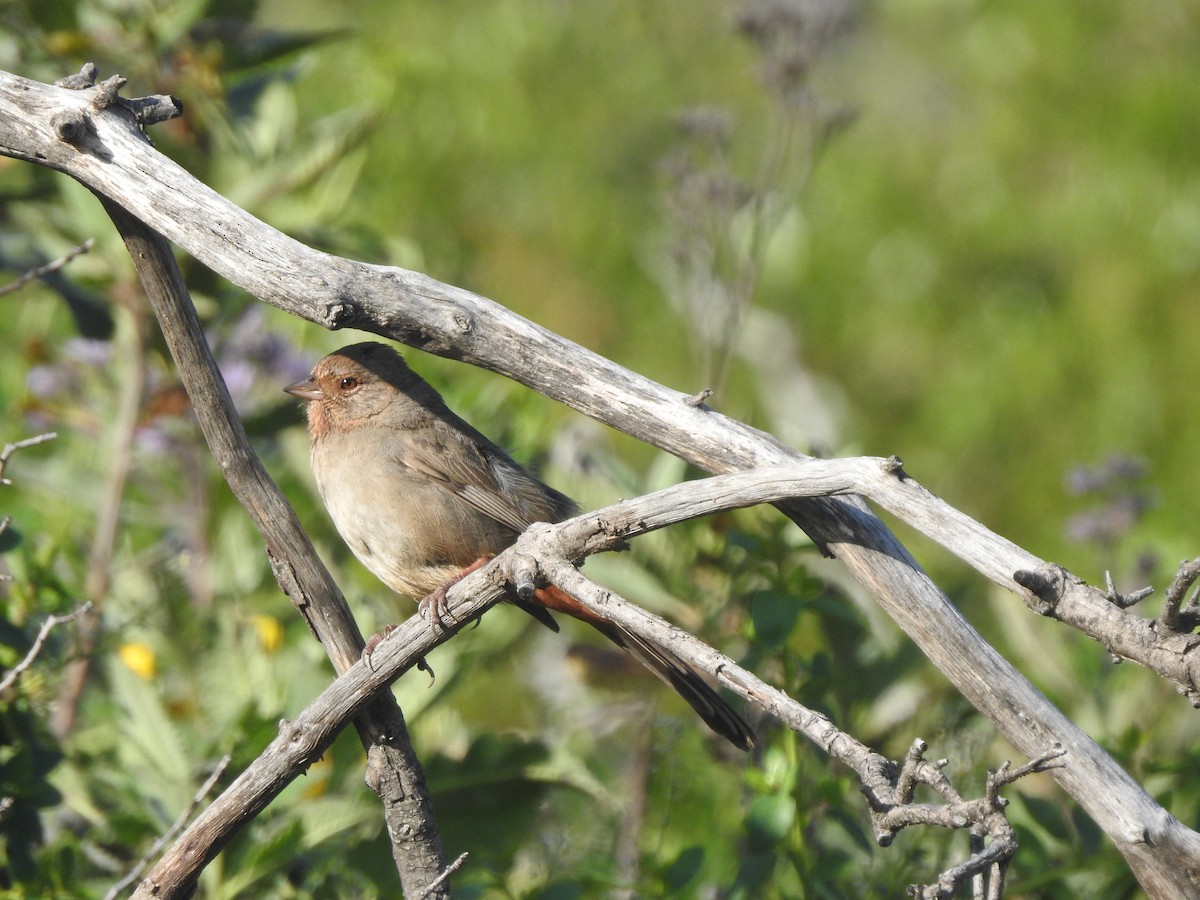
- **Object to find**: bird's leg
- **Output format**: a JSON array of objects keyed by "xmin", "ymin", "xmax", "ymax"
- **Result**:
[
  {"xmin": 417, "ymin": 556, "xmax": 492, "ymax": 630},
  {"xmin": 362, "ymin": 557, "xmax": 492, "ymax": 669}
]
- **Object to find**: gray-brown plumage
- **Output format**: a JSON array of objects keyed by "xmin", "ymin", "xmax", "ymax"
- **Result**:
[{"xmin": 286, "ymin": 341, "xmax": 755, "ymax": 751}]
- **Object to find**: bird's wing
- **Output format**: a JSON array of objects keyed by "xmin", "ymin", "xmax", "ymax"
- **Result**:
[
  {"xmin": 398, "ymin": 421, "xmax": 571, "ymax": 634},
  {"xmin": 398, "ymin": 421, "xmax": 557, "ymax": 533}
]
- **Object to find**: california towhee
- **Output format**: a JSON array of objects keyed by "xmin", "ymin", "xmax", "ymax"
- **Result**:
[{"xmin": 285, "ymin": 341, "xmax": 754, "ymax": 750}]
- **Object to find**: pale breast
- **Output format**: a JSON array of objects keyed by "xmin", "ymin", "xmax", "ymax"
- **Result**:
[{"xmin": 311, "ymin": 432, "xmax": 517, "ymax": 599}]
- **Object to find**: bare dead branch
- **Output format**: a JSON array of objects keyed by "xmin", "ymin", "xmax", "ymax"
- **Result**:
[
  {"xmin": 497, "ymin": 459, "xmax": 1200, "ymax": 892},
  {"xmin": 0, "ymin": 601, "xmax": 92, "ymax": 694},
  {"xmin": 890, "ymin": 747, "xmax": 1067, "ymax": 900}
]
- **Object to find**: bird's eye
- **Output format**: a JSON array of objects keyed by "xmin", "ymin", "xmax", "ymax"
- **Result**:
[{"xmin": 339, "ymin": 376, "xmax": 359, "ymax": 391}]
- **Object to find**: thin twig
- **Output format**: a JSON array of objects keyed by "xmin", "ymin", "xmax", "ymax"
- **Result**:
[
  {"xmin": 0, "ymin": 432, "xmax": 57, "ymax": 485},
  {"xmin": 1160, "ymin": 558, "xmax": 1200, "ymax": 633},
  {"xmin": 991, "ymin": 746, "xmax": 1068, "ymax": 789},
  {"xmin": 413, "ymin": 852, "xmax": 469, "ymax": 900},
  {"xmin": 104, "ymin": 755, "xmax": 232, "ymax": 900},
  {"xmin": 0, "ymin": 601, "xmax": 93, "ymax": 693},
  {"xmin": 898, "ymin": 746, "xmax": 1066, "ymax": 899},
  {"xmin": 0, "ymin": 432, "xmax": 57, "ymax": 583},
  {"xmin": 1103, "ymin": 570, "xmax": 1155, "ymax": 610},
  {"xmin": 0, "ymin": 239, "xmax": 95, "ymax": 297}
]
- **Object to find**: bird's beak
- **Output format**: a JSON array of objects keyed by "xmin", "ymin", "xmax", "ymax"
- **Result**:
[{"xmin": 283, "ymin": 378, "xmax": 324, "ymax": 402}]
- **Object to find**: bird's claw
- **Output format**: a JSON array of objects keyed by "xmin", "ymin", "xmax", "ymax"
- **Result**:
[
  {"xmin": 361, "ymin": 624, "xmax": 397, "ymax": 669},
  {"xmin": 418, "ymin": 586, "xmax": 451, "ymax": 631},
  {"xmin": 417, "ymin": 656, "xmax": 436, "ymax": 685}
]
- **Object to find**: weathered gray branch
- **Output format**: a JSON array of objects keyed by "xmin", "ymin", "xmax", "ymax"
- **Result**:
[
  {"xmin": 97, "ymin": 200, "xmax": 447, "ymax": 899},
  {"xmin": 1, "ymin": 68, "xmax": 1199, "ymax": 896}
]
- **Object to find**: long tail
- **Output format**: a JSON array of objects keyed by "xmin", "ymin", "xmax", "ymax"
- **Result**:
[{"xmin": 522, "ymin": 585, "xmax": 756, "ymax": 751}]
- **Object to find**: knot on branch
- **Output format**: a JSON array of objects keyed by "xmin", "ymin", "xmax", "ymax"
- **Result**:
[
  {"xmin": 91, "ymin": 74, "xmax": 129, "ymax": 110},
  {"xmin": 324, "ymin": 299, "xmax": 363, "ymax": 329},
  {"xmin": 508, "ymin": 553, "xmax": 540, "ymax": 602},
  {"xmin": 51, "ymin": 109, "xmax": 88, "ymax": 145},
  {"xmin": 1014, "ymin": 564, "xmax": 1073, "ymax": 616}
]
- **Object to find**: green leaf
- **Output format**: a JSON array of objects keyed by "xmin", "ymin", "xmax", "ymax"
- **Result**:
[
  {"xmin": 745, "ymin": 793, "xmax": 796, "ymax": 846},
  {"xmin": 663, "ymin": 845, "xmax": 706, "ymax": 890},
  {"xmin": 749, "ymin": 589, "xmax": 802, "ymax": 648}
]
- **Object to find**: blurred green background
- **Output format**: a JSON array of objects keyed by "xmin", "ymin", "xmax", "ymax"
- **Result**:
[{"xmin": 1, "ymin": 0, "xmax": 1198, "ymax": 896}]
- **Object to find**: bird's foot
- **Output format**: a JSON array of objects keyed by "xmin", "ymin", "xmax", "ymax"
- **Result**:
[
  {"xmin": 362, "ymin": 624, "xmax": 397, "ymax": 668},
  {"xmin": 418, "ymin": 557, "xmax": 492, "ymax": 630}
]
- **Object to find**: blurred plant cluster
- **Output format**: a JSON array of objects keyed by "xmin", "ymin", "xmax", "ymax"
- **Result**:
[{"xmin": 0, "ymin": 0, "xmax": 1192, "ymax": 897}]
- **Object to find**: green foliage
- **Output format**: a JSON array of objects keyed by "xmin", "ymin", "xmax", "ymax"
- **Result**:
[{"xmin": 0, "ymin": 0, "xmax": 1198, "ymax": 897}]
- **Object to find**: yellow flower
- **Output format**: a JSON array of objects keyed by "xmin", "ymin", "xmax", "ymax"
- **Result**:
[
  {"xmin": 118, "ymin": 642, "xmax": 157, "ymax": 679},
  {"xmin": 250, "ymin": 614, "xmax": 284, "ymax": 655}
]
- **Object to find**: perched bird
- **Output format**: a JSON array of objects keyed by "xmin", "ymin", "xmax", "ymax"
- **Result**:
[{"xmin": 285, "ymin": 341, "xmax": 754, "ymax": 751}]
